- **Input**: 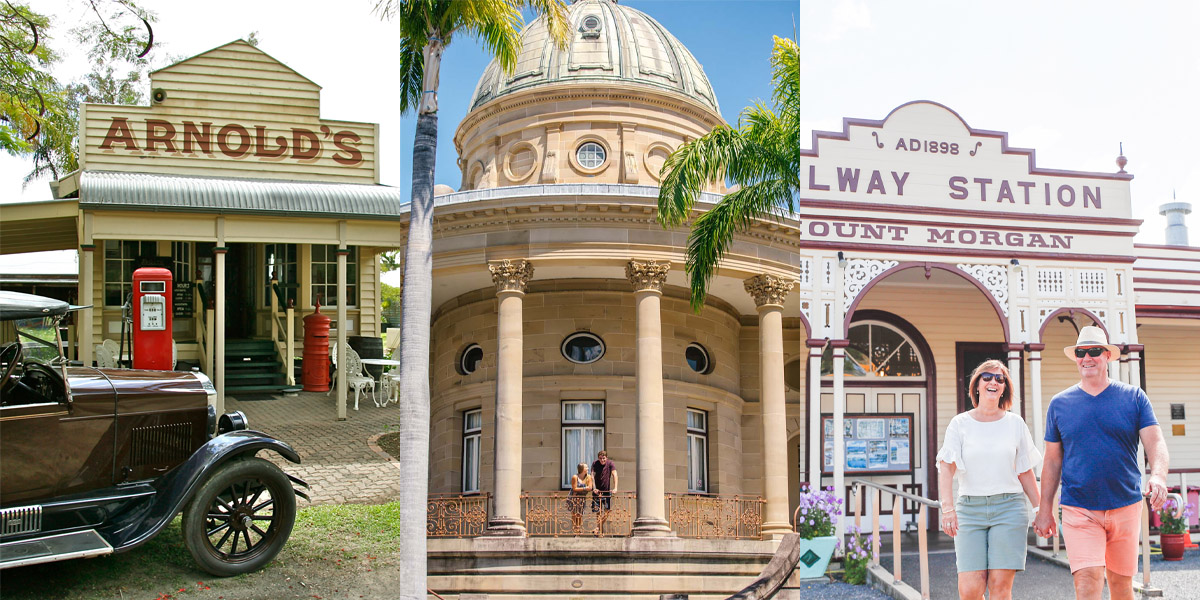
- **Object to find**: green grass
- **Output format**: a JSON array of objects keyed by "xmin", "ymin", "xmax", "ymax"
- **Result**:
[{"xmin": 0, "ymin": 503, "xmax": 406, "ymax": 600}]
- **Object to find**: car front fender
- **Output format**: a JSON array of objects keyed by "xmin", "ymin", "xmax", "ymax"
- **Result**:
[{"xmin": 99, "ymin": 430, "xmax": 308, "ymax": 552}]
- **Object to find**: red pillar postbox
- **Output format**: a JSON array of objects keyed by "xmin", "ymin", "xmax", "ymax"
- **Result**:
[
  {"xmin": 302, "ymin": 301, "xmax": 331, "ymax": 391},
  {"xmin": 132, "ymin": 267, "xmax": 173, "ymax": 370}
]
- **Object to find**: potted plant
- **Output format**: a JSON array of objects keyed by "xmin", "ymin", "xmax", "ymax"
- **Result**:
[
  {"xmin": 792, "ymin": 485, "xmax": 844, "ymax": 578},
  {"xmin": 1158, "ymin": 496, "xmax": 1194, "ymax": 561}
]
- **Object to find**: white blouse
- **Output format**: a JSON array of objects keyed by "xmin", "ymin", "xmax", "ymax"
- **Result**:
[{"xmin": 935, "ymin": 411, "xmax": 1041, "ymax": 497}]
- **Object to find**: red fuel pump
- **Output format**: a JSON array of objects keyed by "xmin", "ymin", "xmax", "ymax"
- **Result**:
[
  {"xmin": 302, "ymin": 301, "xmax": 331, "ymax": 391},
  {"xmin": 132, "ymin": 267, "xmax": 173, "ymax": 370}
]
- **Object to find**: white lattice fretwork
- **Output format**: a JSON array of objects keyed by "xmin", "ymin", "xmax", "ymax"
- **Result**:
[
  {"xmin": 957, "ymin": 263, "xmax": 1009, "ymax": 317},
  {"xmin": 1077, "ymin": 270, "xmax": 1106, "ymax": 297},
  {"xmin": 1037, "ymin": 268, "xmax": 1066, "ymax": 295},
  {"xmin": 797, "ymin": 259, "xmax": 812, "ymax": 286},
  {"xmin": 843, "ymin": 259, "xmax": 898, "ymax": 312}
]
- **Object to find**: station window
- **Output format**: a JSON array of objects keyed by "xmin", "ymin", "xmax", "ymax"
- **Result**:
[
  {"xmin": 103, "ymin": 240, "xmax": 157, "ymax": 306},
  {"xmin": 264, "ymin": 244, "xmax": 298, "ymax": 307},
  {"xmin": 686, "ymin": 409, "xmax": 709, "ymax": 493},
  {"xmin": 562, "ymin": 401, "xmax": 604, "ymax": 489},
  {"xmin": 820, "ymin": 321, "xmax": 922, "ymax": 377},
  {"xmin": 685, "ymin": 342, "xmax": 712, "ymax": 374},
  {"xmin": 310, "ymin": 245, "xmax": 357, "ymax": 307},
  {"xmin": 458, "ymin": 344, "xmax": 483, "ymax": 375},
  {"xmin": 462, "ymin": 409, "xmax": 482, "ymax": 494}
]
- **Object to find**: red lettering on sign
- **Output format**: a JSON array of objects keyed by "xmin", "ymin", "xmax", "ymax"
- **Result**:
[
  {"xmin": 292, "ymin": 128, "xmax": 320, "ymax": 160},
  {"xmin": 100, "ymin": 117, "xmax": 139, "ymax": 151},
  {"xmin": 182, "ymin": 122, "xmax": 212, "ymax": 154},
  {"xmin": 144, "ymin": 120, "xmax": 177, "ymax": 152},
  {"xmin": 217, "ymin": 124, "xmax": 252, "ymax": 157},
  {"xmin": 331, "ymin": 131, "xmax": 363, "ymax": 166},
  {"xmin": 254, "ymin": 126, "xmax": 289, "ymax": 158}
]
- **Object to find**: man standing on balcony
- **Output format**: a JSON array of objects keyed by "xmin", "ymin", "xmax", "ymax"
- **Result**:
[
  {"xmin": 1033, "ymin": 326, "xmax": 1169, "ymax": 600},
  {"xmin": 591, "ymin": 450, "xmax": 618, "ymax": 535}
]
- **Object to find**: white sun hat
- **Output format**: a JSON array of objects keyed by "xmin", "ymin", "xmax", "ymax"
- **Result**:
[{"xmin": 1063, "ymin": 325, "xmax": 1122, "ymax": 360}]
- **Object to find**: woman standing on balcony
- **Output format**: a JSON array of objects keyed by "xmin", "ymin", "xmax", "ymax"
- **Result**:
[
  {"xmin": 936, "ymin": 360, "xmax": 1042, "ymax": 600},
  {"xmin": 569, "ymin": 462, "xmax": 593, "ymax": 534}
]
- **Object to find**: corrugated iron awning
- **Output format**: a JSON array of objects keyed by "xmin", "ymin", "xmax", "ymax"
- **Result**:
[{"xmin": 78, "ymin": 171, "xmax": 405, "ymax": 219}]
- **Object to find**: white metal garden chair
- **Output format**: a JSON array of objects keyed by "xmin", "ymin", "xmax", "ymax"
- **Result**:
[{"xmin": 330, "ymin": 345, "xmax": 375, "ymax": 410}]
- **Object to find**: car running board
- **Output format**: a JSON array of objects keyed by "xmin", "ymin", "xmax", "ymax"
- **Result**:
[{"xmin": 0, "ymin": 529, "xmax": 113, "ymax": 569}]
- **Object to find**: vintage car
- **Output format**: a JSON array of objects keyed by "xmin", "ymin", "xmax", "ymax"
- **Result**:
[{"xmin": 0, "ymin": 291, "xmax": 307, "ymax": 576}]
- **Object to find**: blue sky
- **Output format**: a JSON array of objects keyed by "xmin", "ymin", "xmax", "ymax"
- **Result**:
[{"xmin": 396, "ymin": 0, "xmax": 801, "ymax": 201}]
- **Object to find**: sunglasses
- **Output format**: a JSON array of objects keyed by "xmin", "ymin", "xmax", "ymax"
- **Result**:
[
  {"xmin": 979, "ymin": 373, "xmax": 1006, "ymax": 384},
  {"xmin": 1074, "ymin": 347, "xmax": 1107, "ymax": 358}
]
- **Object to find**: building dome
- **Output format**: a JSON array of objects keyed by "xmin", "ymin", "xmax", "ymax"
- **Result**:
[{"xmin": 469, "ymin": 0, "xmax": 719, "ymax": 114}]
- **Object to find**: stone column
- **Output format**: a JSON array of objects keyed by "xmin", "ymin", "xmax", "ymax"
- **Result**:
[
  {"xmin": 1027, "ymin": 344, "xmax": 1045, "ymax": 453},
  {"xmin": 831, "ymin": 339, "xmax": 850, "ymax": 541},
  {"xmin": 627, "ymin": 259, "xmax": 673, "ymax": 536},
  {"xmin": 745, "ymin": 274, "xmax": 796, "ymax": 539},
  {"xmin": 486, "ymin": 259, "xmax": 533, "ymax": 536},
  {"xmin": 807, "ymin": 339, "xmax": 826, "ymax": 492},
  {"xmin": 1007, "ymin": 343, "xmax": 1024, "ymax": 416}
]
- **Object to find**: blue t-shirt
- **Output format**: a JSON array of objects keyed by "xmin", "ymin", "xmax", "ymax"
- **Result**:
[{"xmin": 1045, "ymin": 380, "xmax": 1158, "ymax": 510}]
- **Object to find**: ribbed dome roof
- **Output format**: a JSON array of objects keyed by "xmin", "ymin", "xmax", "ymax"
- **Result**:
[{"xmin": 469, "ymin": 0, "xmax": 719, "ymax": 113}]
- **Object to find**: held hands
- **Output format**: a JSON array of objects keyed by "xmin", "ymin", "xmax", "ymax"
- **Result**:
[
  {"xmin": 939, "ymin": 509, "xmax": 958, "ymax": 537},
  {"xmin": 1145, "ymin": 475, "xmax": 1168, "ymax": 511},
  {"xmin": 1033, "ymin": 507, "xmax": 1057, "ymax": 538}
]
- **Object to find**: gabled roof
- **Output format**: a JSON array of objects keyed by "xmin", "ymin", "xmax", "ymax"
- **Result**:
[{"xmin": 152, "ymin": 39, "xmax": 320, "ymax": 89}]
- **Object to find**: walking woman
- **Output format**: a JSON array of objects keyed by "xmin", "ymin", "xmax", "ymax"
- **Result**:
[
  {"xmin": 936, "ymin": 359, "xmax": 1042, "ymax": 600},
  {"xmin": 568, "ymin": 462, "xmax": 593, "ymax": 534}
]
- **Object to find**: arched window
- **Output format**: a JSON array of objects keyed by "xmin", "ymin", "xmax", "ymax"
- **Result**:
[{"xmin": 820, "ymin": 321, "xmax": 923, "ymax": 378}]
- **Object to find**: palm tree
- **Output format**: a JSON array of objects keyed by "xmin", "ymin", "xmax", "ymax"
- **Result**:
[
  {"xmin": 657, "ymin": 36, "xmax": 802, "ymax": 311},
  {"xmin": 378, "ymin": 1, "xmax": 568, "ymax": 598}
]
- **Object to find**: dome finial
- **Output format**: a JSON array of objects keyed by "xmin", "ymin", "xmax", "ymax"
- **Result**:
[{"xmin": 1116, "ymin": 142, "xmax": 1127, "ymax": 173}]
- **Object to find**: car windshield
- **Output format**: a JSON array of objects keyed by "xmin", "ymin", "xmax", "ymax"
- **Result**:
[{"xmin": 12, "ymin": 317, "xmax": 63, "ymax": 365}]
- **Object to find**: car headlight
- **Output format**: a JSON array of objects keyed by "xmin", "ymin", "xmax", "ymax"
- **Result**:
[{"xmin": 217, "ymin": 411, "xmax": 249, "ymax": 434}]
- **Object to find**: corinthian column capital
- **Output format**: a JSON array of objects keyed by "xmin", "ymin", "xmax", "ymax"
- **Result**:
[
  {"xmin": 488, "ymin": 259, "xmax": 534, "ymax": 294},
  {"xmin": 626, "ymin": 259, "xmax": 671, "ymax": 293},
  {"xmin": 744, "ymin": 274, "xmax": 796, "ymax": 308}
]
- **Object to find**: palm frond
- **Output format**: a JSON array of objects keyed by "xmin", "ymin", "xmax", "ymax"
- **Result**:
[
  {"xmin": 520, "ymin": 0, "xmax": 571, "ymax": 49},
  {"xmin": 683, "ymin": 178, "xmax": 796, "ymax": 310},
  {"xmin": 656, "ymin": 124, "xmax": 745, "ymax": 226},
  {"xmin": 770, "ymin": 36, "xmax": 801, "ymax": 123},
  {"xmin": 398, "ymin": 38, "xmax": 424, "ymax": 113}
]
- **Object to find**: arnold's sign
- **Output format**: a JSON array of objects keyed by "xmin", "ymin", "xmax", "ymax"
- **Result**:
[{"xmin": 98, "ymin": 117, "xmax": 364, "ymax": 166}]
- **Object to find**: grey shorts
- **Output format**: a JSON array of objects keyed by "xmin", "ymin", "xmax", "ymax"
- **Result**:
[{"xmin": 954, "ymin": 492, "xmax": 1029, "ymax": 572}]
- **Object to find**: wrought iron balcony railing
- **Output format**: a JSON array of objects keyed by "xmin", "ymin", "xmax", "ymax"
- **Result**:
[{"xmin": 666, "ymin": 493, "xmax": 765, "ymax": 540}]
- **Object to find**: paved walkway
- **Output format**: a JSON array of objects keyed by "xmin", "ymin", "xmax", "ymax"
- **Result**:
[
  {"xmin": 227, "ymin": 391, "xmax": 1199, "ymax": 598},
  {"xmin": 226, "ymin": 390, "xmax": 404, "ymax": 506}
]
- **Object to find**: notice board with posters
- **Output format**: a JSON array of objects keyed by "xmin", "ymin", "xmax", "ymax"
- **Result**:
[{"xmin": 821, "ymin": 413, "xmax": 914, "ymax": 475}]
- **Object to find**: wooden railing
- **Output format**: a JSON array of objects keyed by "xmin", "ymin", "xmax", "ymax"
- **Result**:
[
  {"xmin": 666, "ymin": 493, "xmax": 764, "ymax": 540},
  {"xmin": 427, "ymin": 493, "xmax": 491, "ymax": 538},
  {"xmin": 851, "ymin": 479, "xmax": 938, "ymax": 600},
  {"xmin": 522, "ymin": 492, "xmax": 635, "ymax": 537},
  {"xmin": 269, "ymin": 282, "xmax": 296, "ymax": 386},
  {"xmin": 194, "ymin": 280, "xmax": 213, "ymax": 374}
]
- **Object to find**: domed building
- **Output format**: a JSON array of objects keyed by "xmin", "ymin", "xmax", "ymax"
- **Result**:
[{"xmin": 7, "ymin": 0, "xmax": 1198, "ymax": 596}]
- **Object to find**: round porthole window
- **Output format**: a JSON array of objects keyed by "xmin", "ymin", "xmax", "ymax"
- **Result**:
[
  {"xmin": 561, "ymin": 332, "xmax": 605, "ymax": 364},
  {"xmin": 685, "ymin": 343, "xmax": 712, "ymax": 374},
  {"xmin": 575, "ymin": 141, "xmax": 606, "ymax": 170},
  {"xmin": 458, "ymin": 343, "xmax": 483, "ymax": 375}
]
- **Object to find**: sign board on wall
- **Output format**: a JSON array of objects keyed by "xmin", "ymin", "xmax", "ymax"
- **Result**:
[{"xmin": 822, "ymin": 413, "xmax": 914, "ymax": 475}]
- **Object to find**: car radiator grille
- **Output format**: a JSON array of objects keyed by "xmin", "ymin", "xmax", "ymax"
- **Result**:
[
  {"xmin": 1, "ymin": 505, "xmax": 41, "ymax": 536},
  {"xmin": 130, "ymin": 423, "xmax": 193, "ymax": 466}
]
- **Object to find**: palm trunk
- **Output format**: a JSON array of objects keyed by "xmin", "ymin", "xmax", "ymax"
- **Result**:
[{"xmin": 397, "ymin": 35, "xmax": 442, "ymax": 600}]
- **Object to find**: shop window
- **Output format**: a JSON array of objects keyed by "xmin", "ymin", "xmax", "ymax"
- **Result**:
[
  {"xmin": 172, "ymin": 242, "xmax": 191, "ymax": 283},
  {"xmin": 310, "ymin": 245, "xmax": 357, "ymax": 307},
  {"xmin": 685, "ymin": 342, "xmax": 712, "ymax": 374},
  {"xmin": 820, "ymin": 321, "xmax": 923, "ymax": 378},
  {"xmin": 264, "ymin": 244, "xmax": 298, "ymax": 307},
  {"xmin": 562, "ymin": 401, "xmax": 604, "ymax": 489},
  {"xmin": 686, "ymin": 409, "xmax": 709, "ymax": 493},
  {"xmin": 104, "ymin": 240, "xmax": 157, "ymax": 307},
  {"xmin": 462, "ymin": 409, "xmax": 482, "ymax": 494},
  {"xmin": 458, "ymin": 344, "xmax": 483, "ymax": 375},
  {"xmin": 561, "ymin": 332, "xmax": 605, "ymax": 364}
]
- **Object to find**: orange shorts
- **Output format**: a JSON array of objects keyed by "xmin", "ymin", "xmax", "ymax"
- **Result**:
[{"xmin": 1060, "ymin": 501, "xmax": 1142, "ymax": 576}]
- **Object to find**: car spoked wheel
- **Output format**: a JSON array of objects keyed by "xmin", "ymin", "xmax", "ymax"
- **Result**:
[{"xmin": 183, "ymin": 457, "xmax": 297, "ymax": 576}]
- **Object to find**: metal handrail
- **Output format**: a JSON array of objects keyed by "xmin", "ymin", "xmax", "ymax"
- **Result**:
[{"xmin": 850, "ymin": 478, "xmax": 933, "ymax": 600}]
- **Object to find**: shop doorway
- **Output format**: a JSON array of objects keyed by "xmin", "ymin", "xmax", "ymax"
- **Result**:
[{"xmin": 195, "ymin": 242, "xmax": 258, "ymax": 340}]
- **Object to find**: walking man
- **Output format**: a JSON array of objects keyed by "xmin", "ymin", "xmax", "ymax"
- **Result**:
[
  {"xmin": 1033, "ymin": 326, "xmax": 1169, "ymax": 600},
  {"xmin": 591, "ymin": 450, "xmax": 618, "ymax": 535}
]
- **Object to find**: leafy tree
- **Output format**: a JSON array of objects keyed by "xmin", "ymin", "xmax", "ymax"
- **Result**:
[
  {"xmin": 1, "ymin": 0, "xmax": 154, "ymax": 182},
  {"xmin": 657, "ymin": 36, "xmax": 803, "ymax": 311},
  {"xmin": 374, "ymin": 1, "xmax": 569, "ymax": 597}
]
